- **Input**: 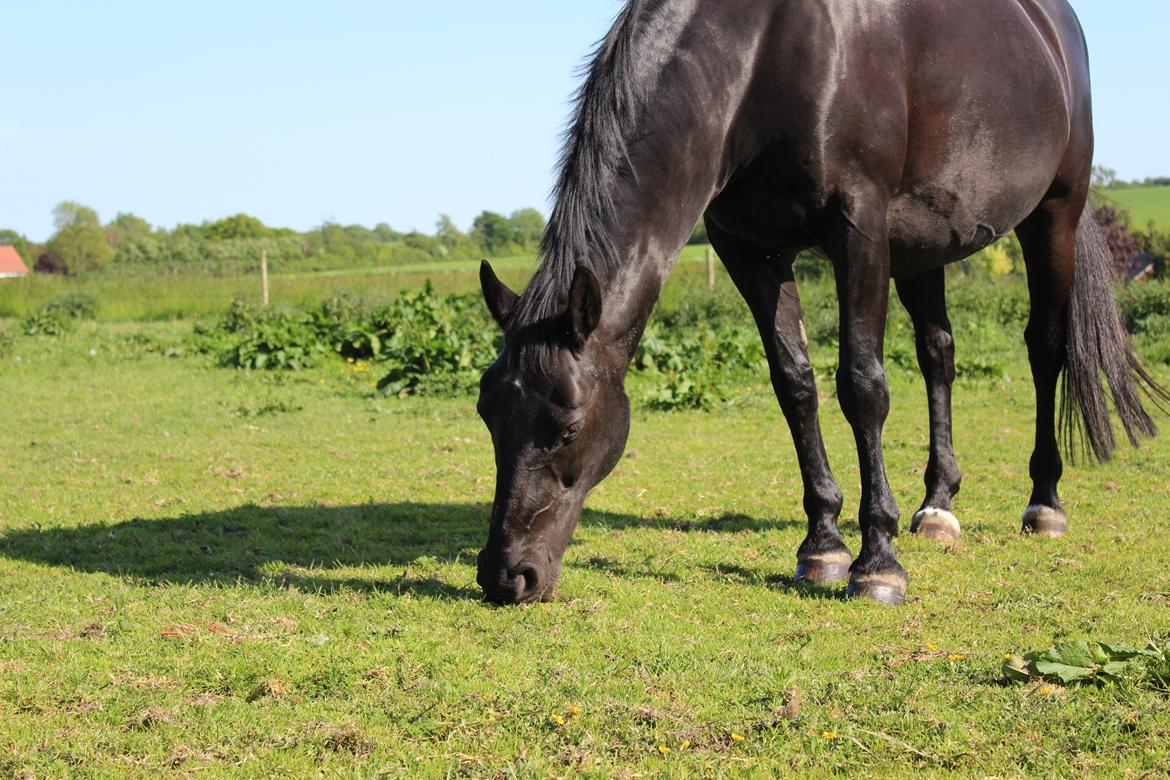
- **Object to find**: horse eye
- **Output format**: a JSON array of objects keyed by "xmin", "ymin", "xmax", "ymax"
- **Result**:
[{"xmin": 561, "ymin": 422, "xmax": 583, "ymax": 444}]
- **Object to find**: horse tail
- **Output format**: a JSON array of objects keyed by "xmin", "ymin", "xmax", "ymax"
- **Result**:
[{"xmin": 1060, "ymin": 207, "xmax": 1170, "ymax": 461}]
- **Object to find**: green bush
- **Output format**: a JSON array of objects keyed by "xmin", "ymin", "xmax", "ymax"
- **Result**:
[
  {"xmin": 22, "ymin": 309, "xmax": 73, "ymax": 337},
  {"xmin": 43, "ymin": 291, "xmax": 98, "ymax": 320},
  {"xmin": 180, "ymin": 274, "xmax": 1170, "ymax": 404},
  {"xmin": 21, "ymin": 292, "xmax": 99, "ymax": 336},
  {"xmin": 194, "ymin": 299, "xmax": 328, "ymax": 370}
]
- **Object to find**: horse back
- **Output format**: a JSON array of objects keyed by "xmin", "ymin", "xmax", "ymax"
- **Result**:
[{"xmin": 707, "ymin": 0, "xmax": 1093, "ymax": 270}]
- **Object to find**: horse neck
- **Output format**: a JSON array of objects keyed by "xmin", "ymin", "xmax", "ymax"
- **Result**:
[{"xmin": 532, "ymin": 0, "xmax": 768, "ymax": 364}]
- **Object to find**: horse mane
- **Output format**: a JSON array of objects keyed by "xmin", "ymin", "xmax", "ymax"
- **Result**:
[{"xmin": 507, "ymin": 1, "xmax": 644, "ymax": 336}]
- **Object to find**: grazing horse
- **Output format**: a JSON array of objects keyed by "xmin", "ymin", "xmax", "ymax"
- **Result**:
[{"xmin": 474, "ymin": 0, "xmax": 1167, "ymax": 605}]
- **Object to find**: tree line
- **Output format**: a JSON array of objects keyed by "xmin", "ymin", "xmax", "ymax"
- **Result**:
[
  {"xmin": 0, "ymin": 203, "xmax": 556, "ymax": 276},
  {"xmin": 0, "ymin": 192, "xmax": 1161, "ymax": 279}
]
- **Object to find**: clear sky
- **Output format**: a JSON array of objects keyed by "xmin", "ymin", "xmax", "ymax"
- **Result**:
[{"xmin": 3, "ymin": 1, "xmax": 1167, "ymax": 242}]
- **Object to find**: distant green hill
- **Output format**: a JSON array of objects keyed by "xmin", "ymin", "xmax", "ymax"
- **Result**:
[{"xmin": 1106, "ymin": 186, "xmax": 1170, "ymax": 230}]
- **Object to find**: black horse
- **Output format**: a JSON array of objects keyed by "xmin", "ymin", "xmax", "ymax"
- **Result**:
[{"xmin": 474, "ymin": 0, "xmax": 1167, "ymax": 605}]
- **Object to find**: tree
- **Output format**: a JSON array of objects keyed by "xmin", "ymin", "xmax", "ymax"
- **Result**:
[
  {"xmin": 205, "ymin": 213, "xmax": 268, "ymax": 241},
  {"xmin": 688, "ymin": 218, "xmax": 708, "ymax": 245},
  {"xmin": 471, "ymin": 211, "xmax": 519, "ymax": 256},
  {"xmin": 106, "ymin": 212, "xmax": 153, "ymax": 247},
  {"xmin": 42, "ymin": 201, "xmax": 112, "ymax": 274},
  {"xmin": 508, "ymin": 208, "xmax": 545, "ymax": 250},
  {"xmin": 435, "ymin": 214, "xmax": 479, "ymax": 260},
  {"xmin": 52, "ymin": 201, "xmax": 101, "ymax": 231},
  {"xmin": 1091, "ymin": 165, "xmax": 1118, "ymax": 190}
]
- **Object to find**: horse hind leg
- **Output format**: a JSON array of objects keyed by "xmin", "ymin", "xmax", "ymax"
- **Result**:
[
  {"xmin": 706, "ymin": 224, "xmax": 852, "ymax": 585},
  {"xmin": 1015, "ymin": 198, "xmax": 1078, "ymax": 538},
  {"xmin": 1017, "ymin": 191, "xmax": 1170, "ymax": 537},
  {"xmin": 894, "ymin": 267, "xmax": 962, "ymax": 542}
]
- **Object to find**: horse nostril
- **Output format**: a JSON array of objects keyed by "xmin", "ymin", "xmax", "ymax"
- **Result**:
[{"xmin": 509, "ymin": 564, "xmax": 541, "ymax": 599}]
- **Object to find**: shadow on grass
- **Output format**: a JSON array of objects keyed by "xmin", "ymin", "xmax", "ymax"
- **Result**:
[
  {"xmin": 699, "ymin": 563, "xmax": 849, "ymax": 601},
  {"xmin": 0, "ymin": 503, "xmax": 806, "ymax": 601}
]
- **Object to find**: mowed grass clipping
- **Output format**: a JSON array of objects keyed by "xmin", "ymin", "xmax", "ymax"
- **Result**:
[{"xmin": 1, "ymin": 321, "xmax": 1169, "ymax": 775}]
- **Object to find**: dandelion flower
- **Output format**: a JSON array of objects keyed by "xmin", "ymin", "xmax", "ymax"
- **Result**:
[
  {"xmin": 657, "ymin": 745, "xmax": 670, "ymax": 755},
  {"xmin": 681, "ymin": 739, "xmax": 692, "ymax": 749},
  {"xmin": 730, "ymin": 732, "xmax": 745, "ymax": 743},
  {"xmin": 569, "ymin": 706, "xmax": 581, "ymax": 717},
  {"xmin": 926, "ymin": 643, "xmax": 941, "ymax": 652},
  {"xmin": 822, "ymin": 731, "xmax": 837, "ymax": 741},
  {"xmin": 947, "ymin": 654, "xmax": 967, "ymax": 661},
  {"xmin": 551, "ymin": 714, "xmax": 566, "ymax": 726},
  {"xmin": 1038, "ymin": 686, "xmax": 1054, "ymax": 696}
]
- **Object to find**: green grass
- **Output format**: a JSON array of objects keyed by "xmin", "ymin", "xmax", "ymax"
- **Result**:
[
  {"xmin": 1107, "ymin": 186, "xmax": 1170, "ymax": 230},
  {"xmin": 2, "ymin": 313, "xmax": 1168, "ymax": 776},
  {"xmin": 0, "ymin": 245, "xmax": 716, "ymax": 322}
]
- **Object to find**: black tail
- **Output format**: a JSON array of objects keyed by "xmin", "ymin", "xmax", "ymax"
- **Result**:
[{"xmin": 1061, "ymin": 209, "xmax": 1170, "ymax": 462}]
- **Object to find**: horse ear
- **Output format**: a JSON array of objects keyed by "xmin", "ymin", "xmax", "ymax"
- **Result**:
[
  {"xmin": 480, "ymin": 260, "xmax": 517, "ymax": 327},
  {"xmin": 566, "ymin": 264, "xmax": 602, "ymax": 348}
]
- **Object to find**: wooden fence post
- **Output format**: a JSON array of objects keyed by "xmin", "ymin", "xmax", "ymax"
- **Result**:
[
  {"xmin": 706, "ymin": 245, "xmax": 716, "ymax": 292},
  {"xmin": 261, "ymin": 249, "xmax": 269, "ymax": 307}
]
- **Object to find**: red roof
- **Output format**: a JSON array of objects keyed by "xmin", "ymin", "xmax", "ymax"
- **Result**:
[{"xmin": 0, "ymin": 246, "xmax": 29, "ymax": 274}]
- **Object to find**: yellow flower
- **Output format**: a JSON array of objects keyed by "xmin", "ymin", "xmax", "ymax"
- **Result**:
[
  {"xmin": 568, "ymin": 706, "xmax": 581, "ymax": 717},
  {"xmin": 1038, "ymin": 686, "xmax": 1054, "ymax": 696},
  {"xmin": 926, "ymin": 643, "xmax": 941, "ymax": 652},
  {"xmin": 822, "ymin": 730, "xmax": 837, "ymax": 741},
  {"xmin": 657, "ymin": 745, "xmax": 670, "ymax": 755},
  {"xmin": 730, "ymin": 732, "xmax": 745, "ymax": 743},
  {"xmin": 947, "ymin": 654, "xmax": 967, "ymax": 662},
  {"xmin": 347, "ymin": 357, "xmax": 354, "ymax": 364},
  {"xmin": 551, "ymin": 714, "xmax": 566, "ymax": 726},
  {"xmin": 681, "ymin": 740, "xmax": 691, "ymax": 749},
  {"xmin": 1003, "ymin": 653, "xmax": 1014, "ymax": 661}
]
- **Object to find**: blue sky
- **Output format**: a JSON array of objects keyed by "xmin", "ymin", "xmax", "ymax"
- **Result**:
[{"xmin": 2, "ymin": 1, "xmax": 1167, "ymax": 242}]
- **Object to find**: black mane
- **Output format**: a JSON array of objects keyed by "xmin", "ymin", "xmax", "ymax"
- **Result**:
[{"xmin": 507, "ymin": 1, "xmax": 643, "ymax": 332}]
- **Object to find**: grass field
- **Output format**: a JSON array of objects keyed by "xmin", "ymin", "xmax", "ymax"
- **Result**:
[
  {"xmin": 1108, "ymin": 186, "xmax": 1170, "ymax": 230},
  {"xmin": 2, "ymin": 284, "xmax": 1169, "ymax": 775},
  {"xmin": 0, "ymin": 246, "xmax": 716, "ymax": 321}
]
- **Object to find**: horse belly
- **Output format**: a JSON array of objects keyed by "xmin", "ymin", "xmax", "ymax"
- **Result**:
[{"xmin": 886, "ymin": 185, "xmax": 1025, "ymax": 274}]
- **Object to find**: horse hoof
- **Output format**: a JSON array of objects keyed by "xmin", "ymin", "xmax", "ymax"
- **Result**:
[
  {"xmin": 847, "ymin": 571, "xmax": 908, "ymax": 606},
  {"xmin": 910, "ymin": 507, "xmax": 960, "ymax": 542},
  {"xmin": 1021, "ymin": 505, "xmax": 1067, "ymax": 538},
  {"xmin": 795, "ymin": 549, "xmax": 852, "ymax": 585}
]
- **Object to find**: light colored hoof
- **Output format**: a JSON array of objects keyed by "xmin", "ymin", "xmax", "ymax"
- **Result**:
[
  {"xmin": 911, "ymin": 507, "xmax": 960, "ymax": 542},
  {"xmin": 795, "ymin": 549, "xmax": 852, "ymax": 585},
  {"xmin": 847, "ymin": 571, "xmax": 908, "ymax": 606},
  {"xmin": 1022, "ymin": 505, "xmax": 1067, "ymax": 538}
]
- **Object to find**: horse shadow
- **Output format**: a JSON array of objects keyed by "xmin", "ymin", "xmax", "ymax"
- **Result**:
[{"xmin": 0, "ymin": 502, "xmax": 808, "ymax": 601}]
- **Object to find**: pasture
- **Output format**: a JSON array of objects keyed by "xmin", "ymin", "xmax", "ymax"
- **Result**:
[
  {"xmin": 1107, "ymin": 186, "xmax": 1170, "ymax": 230},
  {"xmin": 0, "ymin": 245, "xmax": 713, "ymax": 322},
  {"xmin": 1, "ymin": 262, "xmax": 1169, "ymax": 777}
]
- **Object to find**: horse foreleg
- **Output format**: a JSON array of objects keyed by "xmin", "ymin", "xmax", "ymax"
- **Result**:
[
  {"xmin": 824, "ymin": 198, "xmax": 907, "ymax": 605},
  {"xmin": 707, "ymin": 225, "xmax": 851, "ymax": 585},
  {"xmin": 895, "ymin": 268, "xmax": 962, "ymax": 542}
]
